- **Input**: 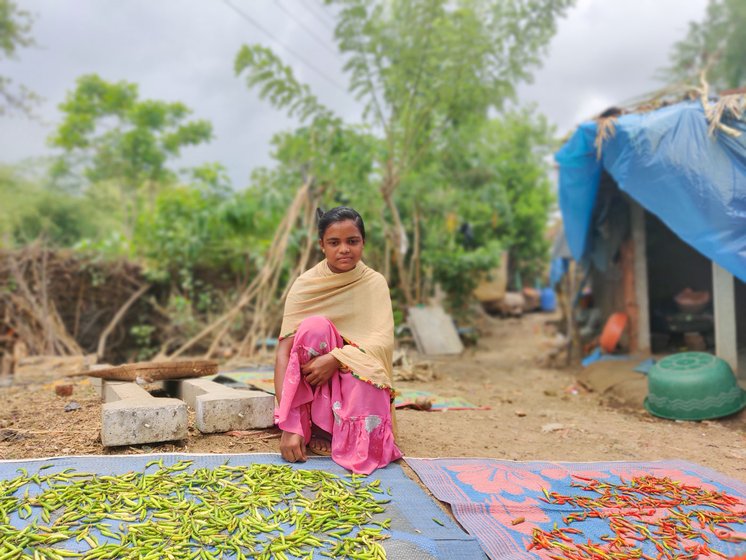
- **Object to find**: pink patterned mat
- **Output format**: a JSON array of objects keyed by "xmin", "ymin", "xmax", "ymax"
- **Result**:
[{"xmin": 406, "ymin": 458, "xmax": 746, "ymax": 560}]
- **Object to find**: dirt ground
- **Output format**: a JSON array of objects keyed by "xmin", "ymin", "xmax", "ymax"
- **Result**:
[{"xmin": 1, "ymin": 312, "xmax": 745, "ymax": 482}]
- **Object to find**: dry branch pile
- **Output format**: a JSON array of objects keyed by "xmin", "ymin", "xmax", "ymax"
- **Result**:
[
  {"xmin": 165, "ymin": 179, "xmax": 323, "ymax": 362},
  {"xmin": 0, "ymin": 181, "xmax": 323, "ymax": 374},
  {"xmin": 0, "ymin": 245, "xmax": 153, "ymax": 372}
]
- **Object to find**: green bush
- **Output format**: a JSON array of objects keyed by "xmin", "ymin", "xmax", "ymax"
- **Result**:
[{"xmin": 425, "ymin": 240, "xmax": 503, "ymax": 312}]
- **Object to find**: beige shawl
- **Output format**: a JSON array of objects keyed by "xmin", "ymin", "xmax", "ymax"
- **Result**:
[{"xmin": 280, "ymin": 260, "xmax": 394, "ymax": 390}]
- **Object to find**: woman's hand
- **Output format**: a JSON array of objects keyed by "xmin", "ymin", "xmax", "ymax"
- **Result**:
[
  {"xmin": 301, "ymin": 353, "xmax": 340, "ymax": 386},
  {"xmin": 280, "ymin": 431, "xmax": 307, "ymax": 463}
]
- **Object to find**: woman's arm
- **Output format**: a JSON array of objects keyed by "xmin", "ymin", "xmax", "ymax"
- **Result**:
[
  {"xmin": 274, "ymin": 336, "xmax": 293, "ymax": 405},
  {"xmin": 275, "ymin": 335, "xmax": 308, "ymax": 462}
]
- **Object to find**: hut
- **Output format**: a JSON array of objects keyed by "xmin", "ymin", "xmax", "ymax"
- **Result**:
[{"xmin": 555, "ymin": 90, "xmax": 746, "ymax": 376}]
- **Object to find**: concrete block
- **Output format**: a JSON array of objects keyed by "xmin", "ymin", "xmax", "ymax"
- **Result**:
[
  {"xmin": 172, "ymin": 378, "xmax": 275, "ymax": 433},
  {"xmin": 100, "ymin": 380, "xmax": 188, "ymax": 447},
  {"xmin": 90, "ymin": 377, "xmax": 102, "ymax": 397},
  {"xmin": 408, "ymin": 305, "xmax": 464, "ymax": 355}
]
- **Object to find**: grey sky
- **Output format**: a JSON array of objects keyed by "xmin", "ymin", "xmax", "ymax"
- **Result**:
[{"xmin": 1, "ymin": 0, "xmax": 708, "ymax": 188}]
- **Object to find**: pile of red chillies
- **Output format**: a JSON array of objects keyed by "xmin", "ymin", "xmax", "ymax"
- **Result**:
[{"xmin": 526, "ymin": 474, "xmax": 745, "ymax": 560}]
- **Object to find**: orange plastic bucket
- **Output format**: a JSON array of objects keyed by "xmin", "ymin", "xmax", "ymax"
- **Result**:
[{"xmin": 600, "ymin": 312, "xmax": 628, "ymax": 353}]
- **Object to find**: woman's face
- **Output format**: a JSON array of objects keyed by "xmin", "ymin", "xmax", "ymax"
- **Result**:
[{"xmin": 319, "ymin": 219, "xmax": 364, "ymax": 273}]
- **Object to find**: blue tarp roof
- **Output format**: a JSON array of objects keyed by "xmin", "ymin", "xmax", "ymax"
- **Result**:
[{"xmin": 555, "ymin": 100, "xmax": 746, "ymax": 283}]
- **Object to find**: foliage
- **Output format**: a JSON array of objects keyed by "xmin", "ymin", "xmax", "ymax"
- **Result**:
[
  {"xmin": 0, "ymin": 1, "xmax": 571, "ymax": 359},
  {"xmin": 235, "ymin": 45, "xmax": 337, "ymax": 124},
  {"xmin": 0, "ymin": 0, "xmax": 39, "ymax": 116},
  {"xmin": 477, "ymin": 110, "xmax": 556, "ymax": 280},
  {"xmin": 129, "ymin": 323, "xmax": 157, "ymax": 361},
  {"xmin": 12, "ymin": 189, "xmax": 100, "ymax": 246},
  {"xmin": 51, "ymin": 74, "xmax": 213, "ymax": 235},
  {"xmin": 131, "ymin": 159, "xmax": 302, "ymax": 308},
  {"xmin": 0, "ymin": 164, "xmax": 104, "ymax": 247},
  {"xmin": 663, "ymin": 0, "xmax": 746, "ymax": 90},
  {"xmin": 425, "ymin": 240, "xmax": 503, "ymax": 312},
  {"xmin": 237, "ymin": 0, "xmax": 572, "ymax": 306},
  {"xmin": 334, "ymin": 0, "xmax": 572, "ymax": 303}
]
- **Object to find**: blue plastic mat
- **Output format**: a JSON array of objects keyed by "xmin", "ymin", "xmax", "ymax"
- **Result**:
[
  {"xmin": 0, "ymin": 453, "xmax": 485, "ymax": 559},
  {"xmin": 556, "ymin": 100, "xmax": 746, "ymax": 282}
]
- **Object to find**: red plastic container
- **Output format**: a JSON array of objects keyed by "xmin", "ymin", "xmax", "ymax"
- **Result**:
[{"xmin": 600, "ymin": 312, "xmax": 628, "ymax": 353}]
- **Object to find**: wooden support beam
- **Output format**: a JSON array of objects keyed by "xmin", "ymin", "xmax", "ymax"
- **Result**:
[
  {"xmin": 631, "ymin": 204, "xmax": 650, "ymax": 354},
  {"xmin": 712, "ymin": 262, "xmax": 738, "ymax": 373}
]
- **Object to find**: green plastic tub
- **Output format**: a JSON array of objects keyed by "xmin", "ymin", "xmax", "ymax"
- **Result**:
[{"xmin": 644, "ymin": 352, "xmax": 746, "ymax": 421}]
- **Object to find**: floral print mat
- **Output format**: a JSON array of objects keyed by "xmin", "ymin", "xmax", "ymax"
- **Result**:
[{"xmin": 406, "ymin": 458, "xmax": 746, "ymax": 559}]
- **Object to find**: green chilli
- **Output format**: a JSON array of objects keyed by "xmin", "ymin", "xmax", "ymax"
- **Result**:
[{"xmin": 0, "ymin": 461, "xmax": 392, "ymax": 558}]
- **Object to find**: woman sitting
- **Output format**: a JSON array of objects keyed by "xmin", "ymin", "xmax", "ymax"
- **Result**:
[{"xmin": 274, "ymin": 207, "xmax": 402, "ymax": 474}]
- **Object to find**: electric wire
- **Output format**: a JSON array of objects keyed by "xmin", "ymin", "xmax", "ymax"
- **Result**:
[
  {"xmin": 275, "ymin": 0, "xmax": 338, "ymax": 56},
  {"xmin": 318, "ymin": 1, "xmax": 342, "ymax": 27},
  {"xmin": 302, "ymin": 0, "xmax": 337, "ymax": 31},
  {"xmin": 222, "ymin": 0, "xmax": 348, "ymax": 93}
]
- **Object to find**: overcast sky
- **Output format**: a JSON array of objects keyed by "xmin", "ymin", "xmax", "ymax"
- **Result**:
[{"xmin": 1, "ymin": 0, "xmax": 708, "ymax": 188}]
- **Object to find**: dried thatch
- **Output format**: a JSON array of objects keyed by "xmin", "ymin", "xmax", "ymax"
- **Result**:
[
  {"xmin": 699, "ymin": 75, "xmax": 745, "ymax": 137},
  {"xmin": 591, "ymin": 77, "xmax": 745, "ymax": 158}
]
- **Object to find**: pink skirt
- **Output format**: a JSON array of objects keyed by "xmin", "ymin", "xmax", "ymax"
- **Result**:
[{"xmin": 276, "ymin": 315, "xmax": 402, "ymax": 474}]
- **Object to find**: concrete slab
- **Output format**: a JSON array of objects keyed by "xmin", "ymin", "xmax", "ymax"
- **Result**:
[
  {"xmin": 100, "ymin": 380, "xmax": 188, "ymax": 447},
  {"xmin": 168, "ymin": 378, "xmax": 275, "ymax": 433},
  {"xmin": 408, "ymin": 305, "xmax": 464, "ymax": 356},
  {"xmin": 90, "ymin": 377, "xmax": 102, "ymax": 397}
]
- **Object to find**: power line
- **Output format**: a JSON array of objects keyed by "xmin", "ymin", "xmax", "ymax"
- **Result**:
[
  {"xmin": 275, "ymin": 0, "xmax": 338, "ymax": 57},
  {"xmin": 300, "ymin": 0, "xmax": 336, "ymax": 32},
  {"xmin": 222, "ymin": 0, "xmax": 348, "ymax": 93},
  {"xmin": 316, "ymin": 0, "xmax": 340, "ymax": 26}
]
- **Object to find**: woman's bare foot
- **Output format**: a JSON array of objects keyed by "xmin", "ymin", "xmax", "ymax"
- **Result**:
[
  {"xmin": 308, "ymin": 437, "xmax": 332, "ymax": 456},
  {"xmin": 309, "ymin": 426, "xmax": 332, "ymax": 456}
]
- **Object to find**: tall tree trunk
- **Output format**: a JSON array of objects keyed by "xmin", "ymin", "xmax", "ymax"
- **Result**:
[{"xmin": 380, "ymin": 169, "xmax": 414, "ymax": 307}]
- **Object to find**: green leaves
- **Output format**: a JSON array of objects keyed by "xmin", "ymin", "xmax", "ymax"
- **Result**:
[
  {"xmin": 0, "ymin": 0, "xmax": 39, "ymax": 116},
  {"xmin": 51, "ymin": 74, "xmax": 214, "ymax": 238},
  {"xmin": 235, "ymin": 45, "xmax": 337, "ymax": 123},
  {"xmin": 0, "ymin": 0, "xmax": 34, "ymax": 58},
  {"xmin": 234, "ymin": 0, "xmax": 569, "ymax": 306},
  {"xmin": 53, "ymin": 75, "xmax": 213, "ymax": 175},
  {"xmin": 663, "ymin": 0, "xmax": 746, "ymax": 90},
  {"xmin": 331, "ymin": 0, "xmax": 574, "ymax": 170}
]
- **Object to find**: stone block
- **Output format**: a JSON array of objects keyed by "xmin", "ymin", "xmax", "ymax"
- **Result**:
[
  {"xmin": 172, "ymin": 378, "xmax": 275, "ymax": 433},
  {"xmin": 100, "ymin": 380, "xmax": 188, "ymax": 447}
]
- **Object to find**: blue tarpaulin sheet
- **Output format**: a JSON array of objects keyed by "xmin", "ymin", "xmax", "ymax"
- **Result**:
[
  {"xmin": 556, "ymin": 100, "xmax": 746, "ymax": 282},
  {"xmin": 0, "ymin": 453, "xmax": 486, "ymax": 559}
]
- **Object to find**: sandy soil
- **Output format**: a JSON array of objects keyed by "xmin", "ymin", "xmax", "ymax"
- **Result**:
[{"xmin": 1, "ymin": 313, "xmax": 745, "ymax": 482}]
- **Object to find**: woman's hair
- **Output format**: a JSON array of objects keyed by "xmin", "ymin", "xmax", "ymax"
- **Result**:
[{"xmin": 316, "ymin": 206, "xmax": 366, "ymax": 241}]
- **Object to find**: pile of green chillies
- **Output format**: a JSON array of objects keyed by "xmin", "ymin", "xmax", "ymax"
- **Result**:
[{"xmin": 0, "ymin": 460, "xmax": 391, "ymax": 560}]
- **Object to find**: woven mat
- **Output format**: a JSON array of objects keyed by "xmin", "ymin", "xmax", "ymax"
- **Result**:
[
  {"xmin": 407, "ymin": 458, "xmax": 746, "ymax": 559},
  {"xmin": 215, "ymin": 370, "xmax": 489, "ymax": 412},
  {"xmin": 395, "ymin": 389, "xmax": 490, "ymax": 411},
  {"xmin": 0, "ymin": 453, "xmax": 485, "ymax": 559},
  {"xmin": 214, "ymin": 367, "xmax": 276, "ymax": 393}
]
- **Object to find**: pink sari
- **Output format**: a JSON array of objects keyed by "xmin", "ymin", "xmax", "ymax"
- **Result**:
[{"xmin": 276, "ymin": 315, "xmax": 402, "ymax": 474}]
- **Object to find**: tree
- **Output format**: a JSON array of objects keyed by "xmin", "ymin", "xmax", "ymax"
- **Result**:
[
  {"xmin": 51, "ymin": 74, "xmax": 213, "ymax": 237},
  {"xmin": 390, "ymin": 109, "xmax": 555, "ymax": 309},
  {"xmin": 0, "ymin": 164, "xmax": 103, "ymax": 247},
  {"xmin": 664, "ymin": 0, "xmax": 746, "ymax": 90},
  {"xmin": 236, "ymin": 0, "xmax": 574, "ymax": 304},
  {"xmin": 0, "ymin": 0, "xmax": 39, "ymax": 115},
  {"xmin": 475, "ymin": 110, "xmax": 555, "ymax": 280}
]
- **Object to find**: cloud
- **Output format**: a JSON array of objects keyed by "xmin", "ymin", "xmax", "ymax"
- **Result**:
[
  {"xmin": 517, "ymin": 0, "xmax": 708, "ymax": 134},
  {"xmin": 0, "ymin": 0, "xmax": 709, "ymax": 187}
]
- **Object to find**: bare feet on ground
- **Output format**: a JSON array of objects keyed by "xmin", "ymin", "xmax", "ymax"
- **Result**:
[{"xmin": 308, "ymin": 437, "xmax": 332, "ymax": 456}]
